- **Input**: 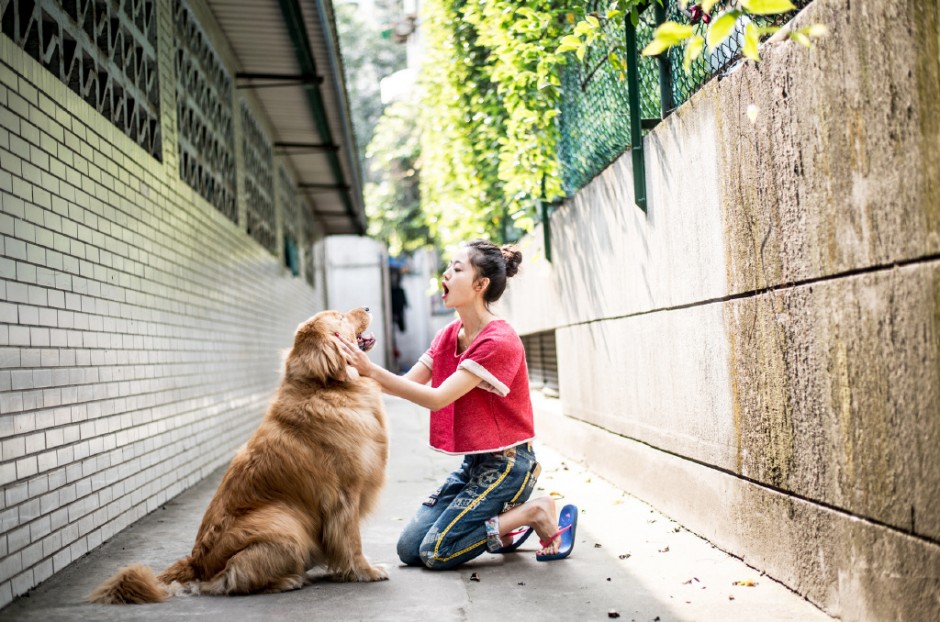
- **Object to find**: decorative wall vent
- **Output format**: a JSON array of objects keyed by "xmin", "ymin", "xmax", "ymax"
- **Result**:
[
  {"xmin": 302, "ymin": 199, "xmax": 318, "ymax": 288},
  {"xmin": 242, "ymin": 100, "xmax": 274, "ymax": 254},
  {"xmin": 1, "ymin": 0, "xmax": 162, "ymax": 159},
  {"xmin": 173, "ymin": 0, "xmax": 236, "ymax": 221},
  {"xmin": 279, "ymin": 166, "xmax": 300, "ymax": 276},
  {"xmin": 522, "ymin": 330, "xmax": 559, "ymax": 398}
]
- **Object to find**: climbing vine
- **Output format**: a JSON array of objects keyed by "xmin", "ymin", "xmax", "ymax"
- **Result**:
[
  {"xmin": 418, "ymin": 0, "xmax": 576, "ymax": 247},
  {"xmin": 558, "ymin": 0, "xmax": 826, "ymax": 76},
  {"xmin": 413, "ymin": 0, "xmax": 825, "ymax": 250}
]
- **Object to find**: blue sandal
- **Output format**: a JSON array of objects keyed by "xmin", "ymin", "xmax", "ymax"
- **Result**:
[{"xmin": 536, "ymin": 504, "xmax": 578, "ymax": 561}]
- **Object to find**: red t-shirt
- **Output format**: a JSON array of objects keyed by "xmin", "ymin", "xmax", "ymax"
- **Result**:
[{"xmin": 419, "ymin": 319, "xmax": 535, "ymax": 454}]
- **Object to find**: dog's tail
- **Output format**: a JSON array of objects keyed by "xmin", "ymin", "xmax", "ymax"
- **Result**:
[
  {"xmin": 85, "ymin": 564, "xmax": 168, "ymax": 604},
  {"xmin": 86, "ymin": 557, "xmax": 197, "ymax": 605}
]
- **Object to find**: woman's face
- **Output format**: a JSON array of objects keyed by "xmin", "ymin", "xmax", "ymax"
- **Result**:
[{"xmin": 441, "ymin": 248, "xmax": 479, "ymax": 308}]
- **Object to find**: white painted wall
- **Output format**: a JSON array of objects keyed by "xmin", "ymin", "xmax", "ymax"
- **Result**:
[
  {"xmin": 325, "ymin": 235, "xmax": 391, "ymax": 368},
  {"xmin": 393, "ymin": 248, "xmax": 453, "ymax": 372}
]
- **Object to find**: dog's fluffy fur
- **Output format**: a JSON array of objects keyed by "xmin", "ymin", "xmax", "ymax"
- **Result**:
[{"xmin": 87, "ymin": 308, "xmax": 388, "ymax": 604}]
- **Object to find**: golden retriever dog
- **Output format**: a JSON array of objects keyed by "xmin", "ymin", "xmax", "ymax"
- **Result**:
[{"xmin": 87, "ymin": 308, "xmax": 388, "ymax": 604}]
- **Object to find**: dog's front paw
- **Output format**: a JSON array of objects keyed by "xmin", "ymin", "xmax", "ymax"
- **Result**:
[
  {"xmin": 332, "ymin": 564, "xmax": 388, "ymax": 582},
  {"xmin": 364, "ymin": 564, "xmax": 389, "ymax": 581}
]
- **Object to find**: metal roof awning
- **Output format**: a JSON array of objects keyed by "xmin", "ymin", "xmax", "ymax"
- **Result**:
[{"xmin": 206, "ymin": 0, "xmax": 365, "ymax": 235}]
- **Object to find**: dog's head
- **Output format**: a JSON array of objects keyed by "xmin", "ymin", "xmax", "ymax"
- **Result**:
[{"xmin": 286, "ymin": 307, "xmax": 375, "ymax": 384}]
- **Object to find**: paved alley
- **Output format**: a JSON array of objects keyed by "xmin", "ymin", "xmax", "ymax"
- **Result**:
[{"xmin": 1, "ymin": 397, "xmax": 831, "ymax": 622}]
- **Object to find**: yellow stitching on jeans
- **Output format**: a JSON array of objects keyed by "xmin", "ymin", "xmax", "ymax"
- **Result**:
[
  {"xmin": 433, "ymin": 457, "xmax": 515, "ymax": 563},
  {"xmin": 508, "ymin": 470, "xmax": 530, "ymax": 506}
]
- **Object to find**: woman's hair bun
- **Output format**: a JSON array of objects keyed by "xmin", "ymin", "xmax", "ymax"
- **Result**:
[{"xmin": 500, "ymin": 245, "xmax": 522, "ymax": 278}]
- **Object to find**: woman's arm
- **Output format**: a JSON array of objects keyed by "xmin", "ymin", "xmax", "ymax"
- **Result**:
[
  {"xmin": 402, "ymin": 361, "xmax": 431, "ymax": 385},
  {"xmin": 335, "ymin": 334, "xmax": 479, "ymax": 411},
  {"xmin": 370, "ymin": 358, "xmax": 429, "ymax": 395}
]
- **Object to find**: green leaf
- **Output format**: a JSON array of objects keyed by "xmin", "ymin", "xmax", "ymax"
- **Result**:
[
  {"xmin": 683, "ymin": 35, "xmax": 705, "ymax": 72},
  {"xmin": 556, "ymin": 34, "xmax": 582, "ymax": 53},
  {"xmin": 576, "ymin": 44, "xmax": 587, "ymax": 61},
  {"xmin": 706, "ymin": 11, "xmax": 741, "ymax": 49},
  {"xmin": 586, "ymin": 15, "xmax": 600, "ymax": 28},
  {"xmin": 701, "ymin": 0, "xmax": 719, "ymax": 12},
  {"xmin": 790, "ymin": 31, "xmax": 812, "ymax": 47},
  {"xmin": 641, "ymin": 37, "xmax": 672, "ymax": 56},
  {"xmin": 630, "ymin": 7, "xmax": 640, "ymax": 27},
  {"xmin": 652, "ymin": 21, "xmax": 695, "ymax": 45},
  {"xmin": 606, "ymin": 9, "xmax": 622, "ymax": 19},
  {"xmin": 514, "ymin": 215, "xmax": 535, "ymax": 230},
  {"xmin": 741, "ymin": 0, "xmax": 796, "ymax": 16},
  {"xmin": 743, "ymin": 22, "xmax": 760, "ymax": 60},
  {"xmin": 574, "ymin": 21, "xmax": 593, "ymax": 36},
  {"xmin": 807, "ymin": 23, "xmax": 828, "ymax": 37}
]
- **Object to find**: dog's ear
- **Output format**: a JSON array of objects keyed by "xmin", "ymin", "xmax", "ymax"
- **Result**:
[{"xmin": 286, "ymin": 328, "xmax": 348, "ymax": 383}]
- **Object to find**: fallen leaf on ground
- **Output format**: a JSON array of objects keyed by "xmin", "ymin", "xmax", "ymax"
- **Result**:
[
  {"xmin": 607, "ymin": 611, "xmax": 620, "ymax": 619},
  {"xmin": 549, "ymin": 491, "xmax": 565, "ymax": 499},
  {"xmin": 618, "ymin": 553, "xmax": 631, "ymax": 560},
  {"xmin": 729, "ymin": 594, "xmax": 735, "ymax": 600},
  {"xmin": 732, "ymin": 580, "xmax": 757, "ymax": 587},
  {"xmin": 658, "ymin": 546, "xmax": 670, "ymax": 553},
  {"xmin": 594, "ymin": 543, "xmax": 602, "ymax": 548},
  {"xmin": 469, "ymin": 573, "xmax": 480, "ymax": 582}
]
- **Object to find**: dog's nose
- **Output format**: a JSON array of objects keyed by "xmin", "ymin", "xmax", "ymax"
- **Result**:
[{"xmin": 364, "ymin": 307, "xmax": 369, "ymax": 312}]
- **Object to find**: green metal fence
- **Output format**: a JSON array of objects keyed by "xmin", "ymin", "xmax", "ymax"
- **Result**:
[{"xmin": 557, "ymin": 0, "xmax": 814, "ymax": 200}]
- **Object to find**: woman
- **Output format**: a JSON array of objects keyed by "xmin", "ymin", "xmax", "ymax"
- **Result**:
[{"xmin": 336, "ymin": 239, "xmax": 577, "ymax": 570}]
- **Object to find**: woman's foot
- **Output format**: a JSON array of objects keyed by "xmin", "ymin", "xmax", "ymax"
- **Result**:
[{"xmin": 497, "ymin": 495, "xmax": 561, "ymax": 556}]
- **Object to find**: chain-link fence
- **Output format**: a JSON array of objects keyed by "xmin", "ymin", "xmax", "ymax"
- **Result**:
[{"xmin": 558, "ymin": 0, "xmax": 813, "ymax": 197}]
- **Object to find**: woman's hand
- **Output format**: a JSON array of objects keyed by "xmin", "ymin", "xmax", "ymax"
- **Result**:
[{"xmin": 335, "ymin": 332, "xmax": 374, "ymax": 377}]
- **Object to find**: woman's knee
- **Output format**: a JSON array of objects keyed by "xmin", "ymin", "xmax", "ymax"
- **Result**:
[{"xmin": 397, "ymin": 527, "xmax": 425, "ymax": 566}]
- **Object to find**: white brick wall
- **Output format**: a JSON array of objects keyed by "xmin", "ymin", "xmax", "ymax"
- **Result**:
[{"xmin": 0, "ymin": 3, "xmax": 329, "ymax": 607}]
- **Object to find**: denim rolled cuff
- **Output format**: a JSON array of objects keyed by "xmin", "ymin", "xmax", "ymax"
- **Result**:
[{"xmin": 484, "ymin": 516, "xmax": 503, "ymax": 553}]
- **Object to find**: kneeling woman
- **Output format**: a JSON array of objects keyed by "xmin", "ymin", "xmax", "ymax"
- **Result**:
[{"xmin": 336, "ymin": 239, "xmax": 577, "ymax": 569}]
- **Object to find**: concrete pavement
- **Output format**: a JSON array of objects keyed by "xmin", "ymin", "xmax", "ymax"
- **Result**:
[{"xmin": 0, "ymin": 397, "xmax": 832, "ymax": 621}]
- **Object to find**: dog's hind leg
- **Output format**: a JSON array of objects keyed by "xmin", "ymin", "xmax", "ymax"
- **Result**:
[
  {"xmin": 262, "ymin": 574, "xmax": 307, "ymax": 593},
  {"xmin": 200, "ymin": 541, "xmax": 307, "ymax": 595}
]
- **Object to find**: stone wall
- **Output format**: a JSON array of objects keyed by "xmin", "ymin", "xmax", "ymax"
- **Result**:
[{"xmin": 500, "ymin": 0, "xmax": 940, "ymax": 619}]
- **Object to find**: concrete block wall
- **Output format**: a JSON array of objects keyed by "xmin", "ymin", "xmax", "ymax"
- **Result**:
[
  {"xmin": 500, "ymin": 0, "xmax": 940, "ymax": 619},
  {"xmin": 0, "ymin": 1, "xmax": 327, "ymax": 608}
]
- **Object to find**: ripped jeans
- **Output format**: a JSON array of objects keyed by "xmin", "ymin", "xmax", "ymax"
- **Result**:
[{"xmin": 397, "ymin": 443, "xmax": 541, "ymax": 570}]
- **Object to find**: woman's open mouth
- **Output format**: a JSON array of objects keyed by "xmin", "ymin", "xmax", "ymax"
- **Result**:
[
  {"xmin": 357, "ymin": 332, "xmax": 376, "ymax": 352},
  {"xmin": 441, "ymin": 282, "xmax": 449, "ymax": 299}
]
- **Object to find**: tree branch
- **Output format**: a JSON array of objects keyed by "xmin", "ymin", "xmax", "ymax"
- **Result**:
[{"xmin": 580, "ymin": 44, "xmax": 626, "ymax": 91}]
